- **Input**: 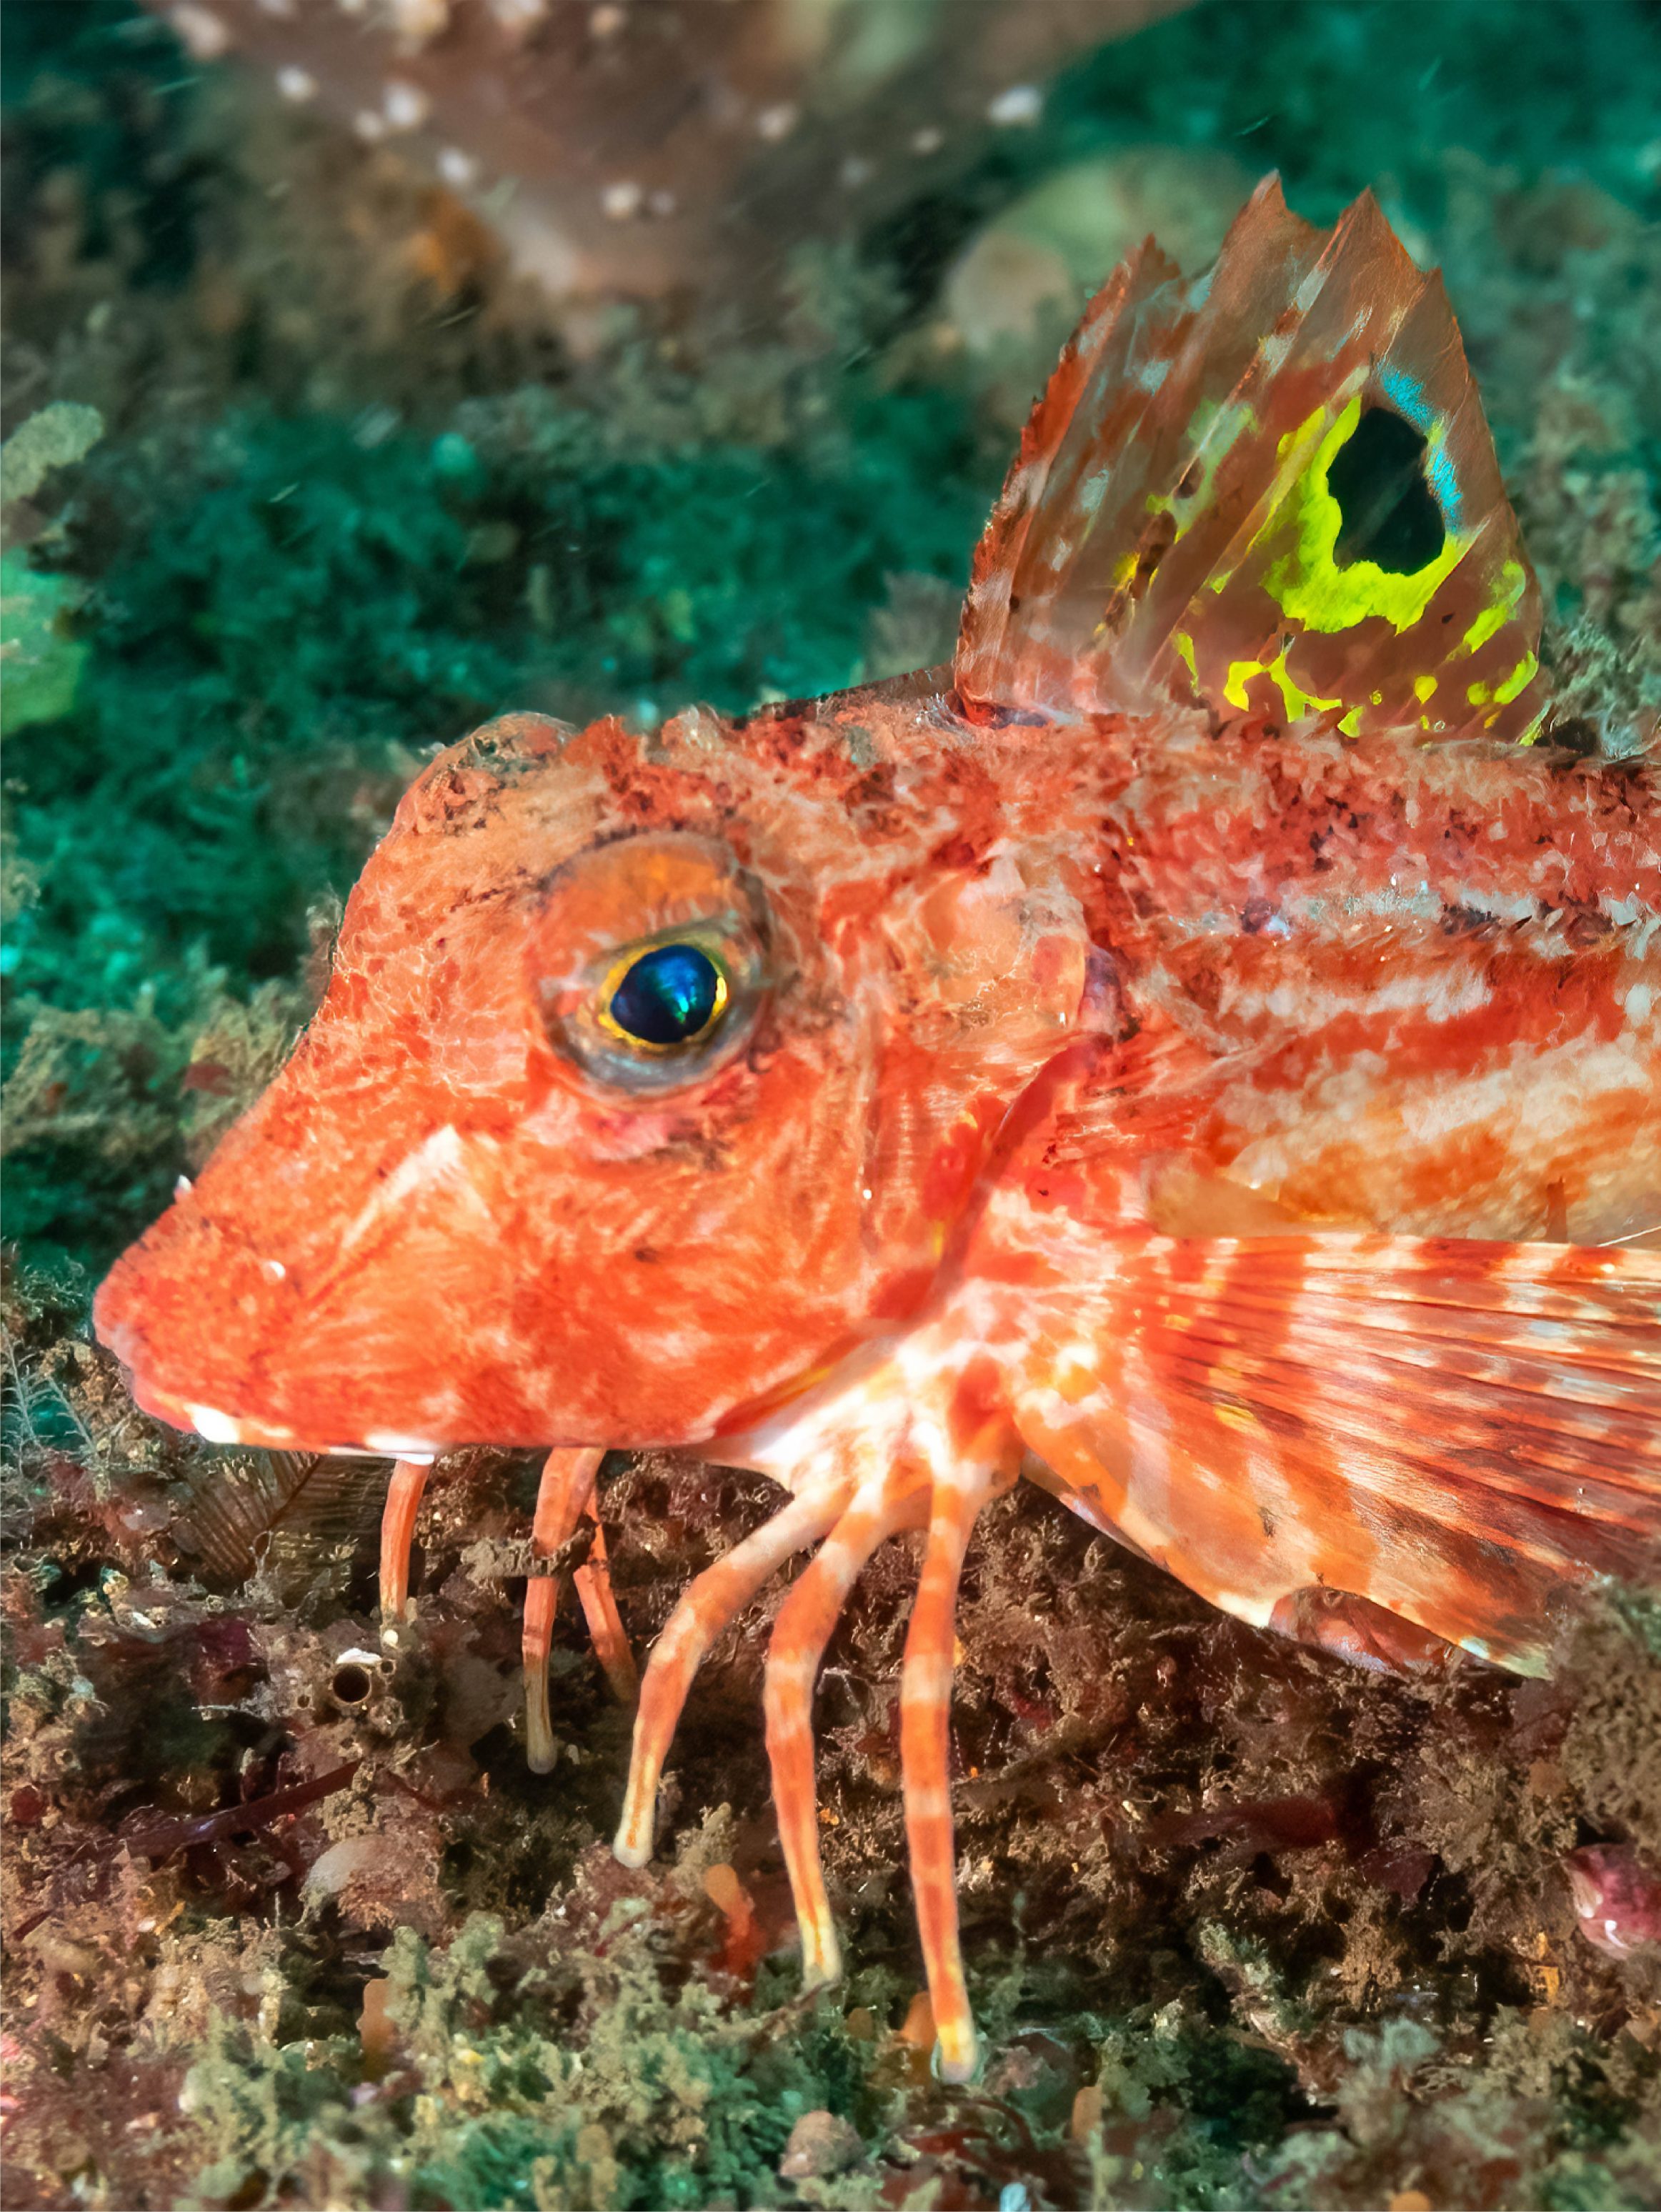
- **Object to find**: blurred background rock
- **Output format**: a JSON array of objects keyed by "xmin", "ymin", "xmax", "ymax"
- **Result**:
[{"xmin": 134, "ymin": 0, "xmax": 1192, "ymax": 310}]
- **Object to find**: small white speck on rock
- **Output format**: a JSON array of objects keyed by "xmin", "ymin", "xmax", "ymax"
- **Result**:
[
  {"xmin": 169, "ymin": 4, "xmax": 232, "ymax": 59},
  {"xmin": 382, "ymin": 79, "xmax": 432, "ymax": 132},
  {"xmin": 489, "ymin": 0, "xmax": 549, "ymax": 34}
]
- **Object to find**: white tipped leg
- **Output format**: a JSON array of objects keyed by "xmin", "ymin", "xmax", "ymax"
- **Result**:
[
  {"xmin": 764, "ymin": 1471, "xmax": 929, "ymax": 1989},
  {"xmin": 613, "ymin": 1478, "xmax": 852, "ymax": 1869},
  {"xmin": 901, "ymin": 1467, "xmax": 999, "ymax": 2086},
  {"xmin": 522, "ymin": 1448, "xmax": 604, "ymax": 1773},
  {"xmin": 379, "ymin": 1458, "xmax": 432, "ymax": 1628}
]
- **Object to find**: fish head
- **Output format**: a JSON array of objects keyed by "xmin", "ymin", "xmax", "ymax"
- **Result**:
[{"xmin": 94, "ymin": 702, "xmax": 1093, "ymax": 1454}]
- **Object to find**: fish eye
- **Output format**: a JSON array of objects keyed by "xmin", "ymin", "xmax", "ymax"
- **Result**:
[
  {"xmin": 600, "ymin": 942, "xmax": 729, "ymax": 1053},
  {"xmin": 529, "ymin": 833, "xmax": 769, "ymax": 1093}
]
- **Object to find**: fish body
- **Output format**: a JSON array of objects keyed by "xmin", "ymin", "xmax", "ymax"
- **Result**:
[
  {"xmin": 95, "ymin": 179, "xmax": 1661, "ymax": 2078},
  {"xmin": 96, "ymin": 692, "xmax": 1658, "ymax": 1448}
]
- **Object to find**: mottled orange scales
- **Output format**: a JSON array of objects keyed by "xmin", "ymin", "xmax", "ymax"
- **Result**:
[{"xmin": 96, "ymin": 181, "xmax": 1659, "ymax": 2080}]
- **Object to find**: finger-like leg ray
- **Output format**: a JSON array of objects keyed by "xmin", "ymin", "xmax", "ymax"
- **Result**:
[
  {"xmin": 378, "ymin": 1456, "xmax": 432, "ymax": 1624},
  {"xmin": 573, "ymin": 1513, "xmax": 639, "ymax": 1707},
  {"xmin": 902, "ymin": 1463, "xmax": 1003, "ymax": 2083},
  {"xmin": 764, "ymin": 1469, "xmax": 931, "ymax": 1988},
  {"xmin": 614, "ymin": 1475, "xmax": 853, "ymax": 1867},
  {"xmin": 523, "ymin": 1447, "xmax": 605, "ymax": 1773}
]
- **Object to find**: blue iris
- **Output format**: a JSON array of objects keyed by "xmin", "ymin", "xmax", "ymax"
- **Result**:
[{"xmin": 607, "ymin": 943, "xmax": 724, "ymax": 1047}]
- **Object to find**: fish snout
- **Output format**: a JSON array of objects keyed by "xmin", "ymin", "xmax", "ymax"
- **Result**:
[{"xmin": 94, "ymin": 1195, "xmax": 314, "ymax": 1450}]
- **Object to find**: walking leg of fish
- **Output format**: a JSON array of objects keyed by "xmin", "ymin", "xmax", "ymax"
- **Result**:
[
  {"xmin": 379, "ymin": 1456, "xmax": 431, "ymax": 1622},
  {"xmin": 615, "ymin": 1475, "xmax": 854, "ymax": 1864},
  {"xmin": 764, "ymin": 1470, "xmax": 932, "ymax": 1988},
  {"xmin": 383, "ymin": 1446, "xmax": 633, "ymax": 1765},
  {"xmin": 621, "ymin": 1337, "xmax": 1025, "ymax": 2081},
  {"xmin": 899, "ymin": 1458, "xmax": 1014, "ymax": 2081},
  {"xmin": 574, "ymin": 1515, "xmax": 639, "ymax": 1708},
  {"xmin": 524, "ymin": 1446, "xmax": 605, "ymax": 1771}
]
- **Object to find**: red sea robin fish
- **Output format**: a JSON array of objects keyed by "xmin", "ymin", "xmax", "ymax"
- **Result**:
[{"xmin": 96, "ymin": 179, "xmax": 1661, "ymax": 2080}]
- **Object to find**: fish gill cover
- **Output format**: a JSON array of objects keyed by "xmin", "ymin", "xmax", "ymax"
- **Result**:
[{"xmin": 3, "ymin": 1, "xmax": 1660, "ymax": 2207}]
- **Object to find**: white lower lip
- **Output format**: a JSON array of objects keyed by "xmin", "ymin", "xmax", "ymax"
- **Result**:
[
  {"xmin": 181, "ymin": 1402, "xmax": 301, "ymax": 1449},
  {"xmin": 364, "ymin": 1433, "xmax": 443, "ymax": 1461},
  {"xmin": 179, "ymin": 1404, "xmax": 438, "ymax": 1461},
  {"xmin": 185, "ymin": 1403, "xmax": 246, "ymax": 1445}
]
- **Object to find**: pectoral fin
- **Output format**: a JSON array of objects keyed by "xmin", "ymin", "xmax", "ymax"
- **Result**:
[{"xmin": 1010, "ymin": 1235, "xmax": 1660, "ymax": 1673}]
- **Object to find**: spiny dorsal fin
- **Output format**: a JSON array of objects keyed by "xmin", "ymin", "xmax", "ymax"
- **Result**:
[{"xmin": 956, "ymin": 176, "xmax": 1547, "ymax": 746}]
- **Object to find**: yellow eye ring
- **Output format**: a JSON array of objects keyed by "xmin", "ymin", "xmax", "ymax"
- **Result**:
[{"xmin": 596, "ymin": 939, "xmax": 730, "ymax": 1056}]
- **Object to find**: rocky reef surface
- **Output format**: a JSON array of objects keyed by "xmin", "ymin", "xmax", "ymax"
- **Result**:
[{"xmin": 4, "ymin": 2, "xmax": 1660, "ymax": 2204}]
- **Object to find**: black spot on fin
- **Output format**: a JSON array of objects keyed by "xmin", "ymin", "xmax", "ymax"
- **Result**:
[
  {"xmin": 957, "ymin": 180, "xmax": 1548, "ymax": 744},
  {"xmin": 1329, "ymin": 406, "xmax": 1445, "ymax": 574}
]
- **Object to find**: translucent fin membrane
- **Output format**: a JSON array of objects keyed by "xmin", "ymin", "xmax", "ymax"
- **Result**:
[{"xmin": 957, "ymin": 178, "xmax": 1547, "ymax": 746}]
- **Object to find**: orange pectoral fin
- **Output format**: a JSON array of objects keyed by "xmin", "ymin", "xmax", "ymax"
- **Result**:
[{"xmin": 1009, "ymin": 1235, "xmax": 1661, "ymax": 1673}]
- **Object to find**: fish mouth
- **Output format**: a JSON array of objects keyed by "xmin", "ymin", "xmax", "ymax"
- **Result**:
[
  {"xmin": 94, "ymin": 1241, "xmax": 449, "ymax": 1463},
  {"xmin": 95, "ymin": 1217, "xmax": 546, "ymax": 1463},
  {"xmin": 112, "ymin": 1365, "xmax": 446, "ymax": 1464}
]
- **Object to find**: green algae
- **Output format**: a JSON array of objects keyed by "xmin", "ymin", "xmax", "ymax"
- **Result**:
[
  {"xmin": 1, "ymin": 404, "xmax": 104, "ymax": 735},
  {"xmin": 176, "ymin": 1885, "xmax": 892, "ymax": 2211},
  {"xmin": 2, "ymin": 366, "xmax": 987, "ymax": 1277},
  {"xmin": 1, "ymin": 402, "xmax": 104, "ymax": 510},
  {"xmin": 0, "ymin": 549, "xmax": 89, "ymax": 735}
]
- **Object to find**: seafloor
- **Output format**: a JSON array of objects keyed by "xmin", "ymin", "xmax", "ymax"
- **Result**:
[{"xmin": 3, "ymin": 1, "xmax": 1660, "ymax": 2206}]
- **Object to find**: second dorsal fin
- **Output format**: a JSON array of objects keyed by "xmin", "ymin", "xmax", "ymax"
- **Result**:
[{"xmin": 955, "ymin": 176, "xmax": 1547, "ymax": 746}]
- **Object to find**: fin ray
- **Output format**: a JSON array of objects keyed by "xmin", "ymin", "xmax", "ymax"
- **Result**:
[
  {"xmin": 957, "ymin": 178, "xmax": 1547, "ymax": 747},
  {"xmin": 1008, "ymin": 1235, "xmax": 1661, "ymax": 1671}
]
